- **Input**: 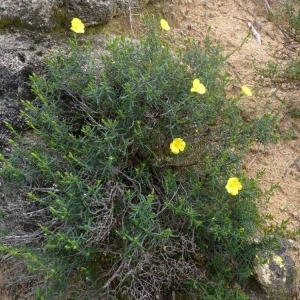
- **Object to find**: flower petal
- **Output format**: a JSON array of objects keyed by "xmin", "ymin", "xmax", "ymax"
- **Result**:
[
  {"xmin": 196, "ymin": 84, "xmax": 206, "ymax": 94},
  {"xmin": 160, "ymin": 19, "xmax": 170, "ymax": 31},
  {"xmin": 225, "ymin": 177, "xmax": 242, "ymax": 196},
  {"xmin": 191, "ymin": 79, "xmax": 206, "ymax": 94},
  {"xmin": 170, "ymin": 138, "xmax": 186, "ymax": 154},
  {"xmin": 71, "ymin": 18, "xmax": 85, "ymax": 33},
  {"xmin": 170, "ymin": 142, "xmax": 180, "ymax": 154},
  {"xmin": 241, "ymin": 85, "xmax": 252, "ymax": 96},
  {"xmin": 176, "ymin": 139, "xmax": 186, "ymax": 151}
]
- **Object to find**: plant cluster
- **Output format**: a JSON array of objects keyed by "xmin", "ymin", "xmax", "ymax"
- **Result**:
[
  {"xmin": 0, "ymin": 18, "xmax": 280, "ymax": 299},
  {"xmin": 273, "ymin": 0, "xmax": 300, "ymax": 42},
  {"xmin": 256, "ymin": 1, "xmax": 300, "ymax": 131},
  {"xmin": 260, "ymin": 0, "xmax": 300, "ymax": 84}
]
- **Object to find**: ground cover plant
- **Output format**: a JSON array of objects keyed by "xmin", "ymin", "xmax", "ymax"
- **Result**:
[
  {"xmin": 257, "ymin": 0, "xmax": 300, "ymax": 131},
  {"xmin": 273, "ymin": 0, "xmax": 300, "ymax": 42},
  {"xmin": 0, "ymin": 17, "xmax": 282, "ymax": 299},
  {"xmin": 260, "ymin": 0, "xmax": 300, "ymax": 85}
]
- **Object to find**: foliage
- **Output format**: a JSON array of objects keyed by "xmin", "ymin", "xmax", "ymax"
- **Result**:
[
  {"xmin": 256, "ymin": 1, "xmax": 300, "ymax": 127},
  {"xmin": 257, "ymin": 58, "xmax": 300, "ymax": 84},
  {"xmin": 259, "ymin": 0, "xmax": 300, "ymax": 82},
  {"xmin": 184, "ymin": 279, "xmax": 250, "ymax": 300},
  {"xmin": 0, "ymin": 20, "xmax": 280, "ymax": 299},
  {"xmin": 273, "ymin": 0, "xmax": 300, "ymax": 42}
]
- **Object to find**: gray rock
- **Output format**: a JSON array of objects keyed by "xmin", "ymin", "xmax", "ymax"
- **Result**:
[
  {"xmin": 0, "ymin": 0, "xmax": 63, "ymax": 29},
  {"xmin": 246, "ymin": 241, "xmax": 297, "ymax": 300},
  {"xmin": 0, "ymin": 32, "xmax": 49, "ymax": 150},
  {"xmin": 0, "ymin": 0, "xmax": 139, "ymax": 30},
  {"xmin": 64, "ymin": 0, "xmax": 127, "ymax": 26}
]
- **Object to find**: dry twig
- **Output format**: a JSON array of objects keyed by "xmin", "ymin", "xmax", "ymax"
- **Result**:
[{"xmin": 248, "ymin": 22, "xmax": 262, "ymax": 44}]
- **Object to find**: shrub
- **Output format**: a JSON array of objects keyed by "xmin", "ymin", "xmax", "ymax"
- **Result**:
[
  {"xmin": 0, "ymin": 19, "xmax": 280, "ymax": 299},
  {"xmin": 256, "ymin": 1, "xmax": 300, "ymax": 129},
  {"xmin": 274, "ymin": 0, "xmax": 300, "ymax": 42}
]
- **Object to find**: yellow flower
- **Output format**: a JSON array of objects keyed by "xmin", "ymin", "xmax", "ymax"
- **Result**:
[
  {"xmin": 160, "ymin": 19, "xmax": 170, "ymax": 31},
  {"xmin": 241, "ymin": 85, "xmax": 252, "ymax": 96},
  {"xmin": 170, "ymin": 138, "xmax": 186, "ymax": 154},
  {"xmin": 71, "ymin": 18, "xmax": 85, "ymax": 33},
  {"xmin": 225, "ymin": 177, "xmax": 242, "ymax": 196},
  {"xmin": 274, "ymin": 255, "xmax": 284, "ymax": 268},
  {"xmin": 191, "ymin": 79, "xmax": 206, "ymax": 94}
]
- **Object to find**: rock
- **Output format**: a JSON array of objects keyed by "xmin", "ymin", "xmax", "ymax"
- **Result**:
[
  {"xmin": 0, "ymin": 0, "xmax": 140, "ymax": 30},
  {"xmin": 0, "ymin": 32, "xmax": 50, "ymax": 151},
  {"xmin": 0, "ymin": 0, "xmax": 63, "ymax": 29},
  {"xmin": 64, "ymin": 0, "xmax": 128, "ymax": 27},
  {"xmin": 246, "ymin": 240, "xmax": 297, "ymax": 300}
]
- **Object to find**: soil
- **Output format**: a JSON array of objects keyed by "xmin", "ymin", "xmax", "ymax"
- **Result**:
[{"xmin": 0, "ymin": 0, "xmax": 299, "ymax": 298}]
